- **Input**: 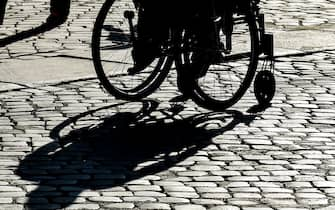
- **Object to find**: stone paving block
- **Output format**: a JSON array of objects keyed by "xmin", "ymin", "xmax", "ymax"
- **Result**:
[
  {"xmin": 1, "ymin": 1, "xmax": 335, "ymax": 210},
  {"xmin": 0, "ymin": 205, "xmax": 24, "ymax": 210},
  {"xmin": 65, "ymin": 204, "xmax": 100, "ymax": 210},
  {"xmin": 167, "ymin": 192, "xmax": 200, "ymax": 199},
  {"xmin": 263, "ymin": 198, "xmax": 298, "ymax": 207},
  {"xmin": 154, "ymin": 181, "xmax": 185, "ymax": 187},
  {"xmin": 0, "ymin": 198, "xmax": 12, "ymax": 204},
  {"xmin": 228, "ymin": 199, "xmax": 259, "ymax": 206},
  {"xmin": 127, "ymin": 185, "xmax": 161, "ymax": 192},
  {"xmin": 158, "ymin": 197, "xmax": 190, "ymax": 204},
  {"xmin": 201, "ymin": 193, "xmax": 231, "ymax": 199},
  {"xmin": 101, "ymin": 191, "xmax": 133, "ymax": 197},
  {"xmin": 260, "ymin": 176, "xmax": 293, "ymax": 182},
  {"xmin": 196, "ymin": 187, "xmax": 228, "ymax": 193},
  {"xmin": 191, "ymin": 198, "xmax": 225, "ymax": 205},
  {"xmin": 186, "ymin": 182, "xmax": 217, "ymax": 187},
  {"xmin": 314, "ymin": 181, "xmax": 335, "ymax": 188},
  {"xmin": 73, "ymin": 191, "xmax": 100, "ymax": 197},
  {"xmin": 263, "ymin": 193, "xmax": 295, "ymax": 199},
  {"xmin": 209, "ymin": 206, "xmax": 240, "ymax": 210},
  {"xmin": 317, "ymin": 206, "xmax": 335, "ymax": 210},
  {"xmin": 165, "ymin": 177, "xmax": 192, "ymax": 182},
  {"xmin": 297, "ymin": 198, "xmax": 329, "ymax": 206},
  {"xmin": 87, "ymin": 196, "xmax": 122, "ymax": 202},
  {"xmin": 174, "ymin": 204, "xmax": 206, "ymax": 210},
  {"xmin": 228, "ymin": 176, "xmax": 260, "ymax": 182},
  {"xmin": 103, "ymin": 203, "xmax": 135, "ymax": 209},
  {"xmin": 233, "ymin": 193, "xmax": 262, "ymax": 199},
  {"xmin": 139, "ymin": 203, "xmax": 171, "ymax": 210},
  {"xmin": 123, "ymin": 196, "xmax": 157, "ymax": 202},
  {"xmin": 164, "ymin": 186, "xmax": 195, "ymax": 192},
  {"xmin": 134, "ymin": 191, "xmax": 166, "ymax": 197},
  {"xmin": 190, "ymin": 165, "xmax": 221, "ymax": 171},
  {"xmin": 229, "ymin": 187, "xmax": 260, "ymax": 193},
  {"xmin": 0, "ymin": 186, "xmax": 23, "ymax": 192}
]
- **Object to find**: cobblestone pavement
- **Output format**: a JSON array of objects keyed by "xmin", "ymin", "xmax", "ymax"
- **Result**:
[
  {"xmin": 0, "ymin": 0, "xmax": 335, "ymax": 210},
  {"xmin": 0, "ymin": 0, "xmax": 334, "ymax": 60}
]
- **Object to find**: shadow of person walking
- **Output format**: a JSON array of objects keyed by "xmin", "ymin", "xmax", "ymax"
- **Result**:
[
  {"xmin": 16, "ymin": 100, "xmax": 256, "ymax": 209},
  {"xmin": 0, "ymin": 0, "xmax": 70, "ymax": 47},
  {"xmin": 0, "ymin": 0, "xmax": 8, "ymax": 25}
]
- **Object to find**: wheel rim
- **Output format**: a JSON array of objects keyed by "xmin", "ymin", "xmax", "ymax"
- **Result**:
[{"xmin": 191, "ymin": 14, "xmax": 259, "ymax": 110}]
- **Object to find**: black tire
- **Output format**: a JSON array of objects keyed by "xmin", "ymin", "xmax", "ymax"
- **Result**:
[
  {"xmin": 254, "ymin": 70, "xmax": 275, "ymax": 105},
  {"xmin": 178, "ymin": 9, "xmax": 259, "ymax": 111},
  {"xmin": 92, "ymin": 0, "xmax": 173, "ymax": 100}
]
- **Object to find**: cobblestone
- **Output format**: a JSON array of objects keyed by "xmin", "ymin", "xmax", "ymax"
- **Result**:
[
  {"xmin": 65, "ymin": 204, "xmax": 100, "ymax": 210},
  {"xmin": 87, "ymin": 196, "xmax": 122, "ymax": 202},
  {"xmin": 0, "ymin": 205, "xmax": 24, "ymax": 210},
  {"xmin": 192, "ymin": 198, "xmax": 225, "ymax": 205},
  {"xmin": 139, "ymin": 203, "xmax": 171, "ymax": 210},
  {"xmin": 209, "ymin": 206, "xmax": 240, "ymax": 210},
  {"xmin": 174, "ymin": 204, "xmax": 206, "ymax": 210},
  {"xmin": 1, "ymin": 0, "xmax": 335, "ymax": 209},
  {"xmin": 103, "ymin": 203, "xmax": 135, "ymax": 209}
]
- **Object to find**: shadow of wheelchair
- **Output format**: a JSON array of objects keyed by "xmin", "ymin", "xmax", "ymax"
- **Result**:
[{"xmin": 16, "ymin": 100, "xmax": 256, "ymax": 209}]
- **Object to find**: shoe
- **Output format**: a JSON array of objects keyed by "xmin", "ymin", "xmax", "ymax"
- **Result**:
[
  {"xmin": 211, "ymin": 49, "xmax": 225, "ymax": 63},
  {"xmin": 191, "ymin": 49, "xmax": 224, "ymax": 78},
  {"xmin": 46, "ymin": 13, "xmax": 68, "ymax": 25},
  {"xmin": 128, "ymin": 6, "xmax": 167, "ymax": 74},
  {"xmin": 176, "ymin": 64, "xmax": 195, "ymax": 99},
  {"xmin": 128, "ymin": 38, "xmax": 160, "ymax": 75}
]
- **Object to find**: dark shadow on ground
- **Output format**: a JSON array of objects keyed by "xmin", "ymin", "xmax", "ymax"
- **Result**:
[
  {"xmin": 16, "ymin": 100, "xmax": 256, "ymax": 210},
  {"xmin": 0, "ymin": 19, "xmax": 65, "ymax": 47},
  {"xmin": 101, "ymin": 24, "xmax": 132, "ymax": 50}
]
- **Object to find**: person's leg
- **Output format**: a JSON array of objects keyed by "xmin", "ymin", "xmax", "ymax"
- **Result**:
[
  {"xmin": 0, "ymin": 0, "xmax": 8, "ymax": 25},
  {"xmin": 129, "ymin": 1, "xmax": 168, "ymax": 73},
  {"xmin": 47, "ymin": 0, "xmax": 71, "ymax": 25},
  {"xmin": 190, "ymin": 0, "xmax": 219, "ymax": 78},
  {"xmin": 174, "ymin": 0, "xmax": 214, "ymax": 99}
]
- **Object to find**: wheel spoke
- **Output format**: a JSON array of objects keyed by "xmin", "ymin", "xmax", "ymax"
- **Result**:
[{"xmin": 188, "ymin": 11, "xmax": 259, "ymax": 111}]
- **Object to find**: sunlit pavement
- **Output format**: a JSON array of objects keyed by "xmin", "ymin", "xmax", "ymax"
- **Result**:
[{"xmin": 0, "ymin": 0, "xmax": 335, "ymax": 209}]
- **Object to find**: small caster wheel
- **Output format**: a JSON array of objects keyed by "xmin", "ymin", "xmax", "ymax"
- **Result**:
[{"xmin": 254, "ymin": 70, "xmax": 275, "ymax": 105}]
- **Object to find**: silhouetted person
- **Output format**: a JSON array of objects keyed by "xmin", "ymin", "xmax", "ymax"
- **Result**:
[
  {"xmin": 132, "ymin": 0, "xmax": 217, "ymax": 74},
  {"xmin": 131, "ymin": 0, "xmax": 220, "ymax": 99}
]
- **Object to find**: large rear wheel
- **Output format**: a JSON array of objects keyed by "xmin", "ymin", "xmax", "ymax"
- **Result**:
[{"xmin": 180, "ymin": 10, "xmax": 259, "ymax": 111}]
